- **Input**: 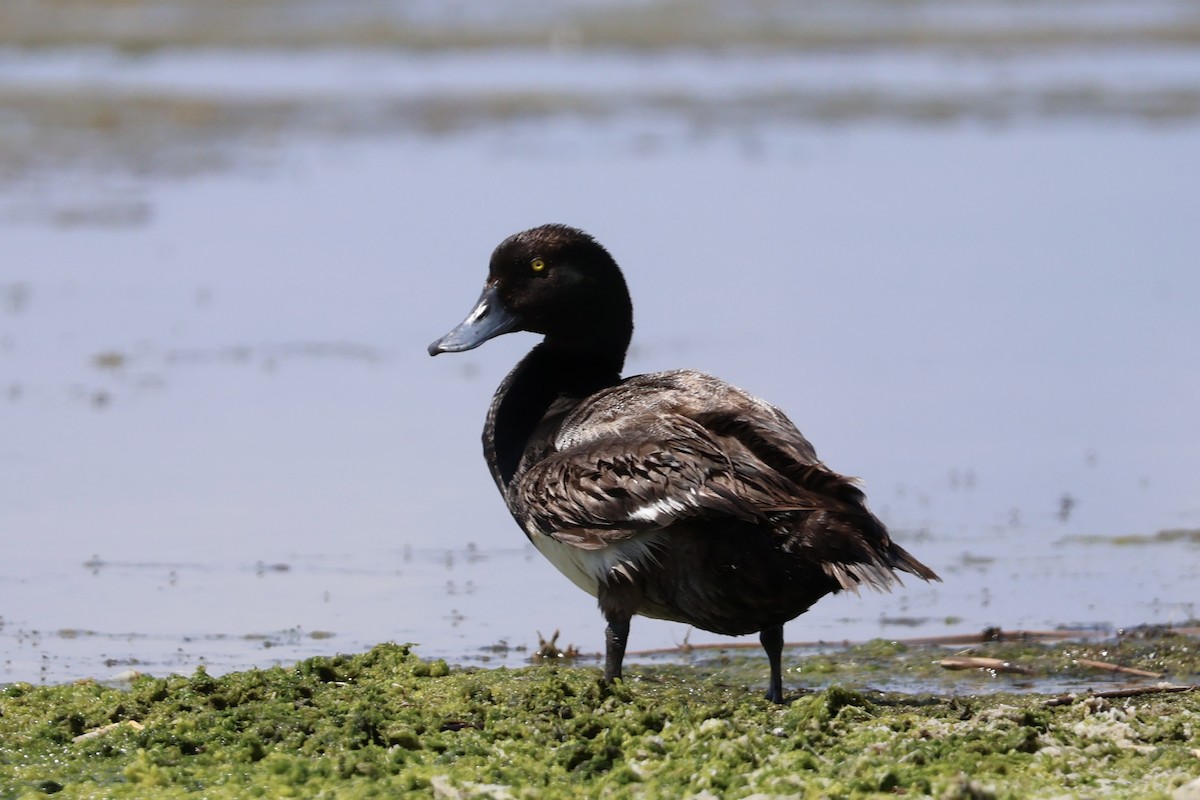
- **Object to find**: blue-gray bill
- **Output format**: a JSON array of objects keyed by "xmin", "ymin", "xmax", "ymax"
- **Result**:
[{"xmin": 428, "ymin": 283, "xmax": 520, "ymax": 356}]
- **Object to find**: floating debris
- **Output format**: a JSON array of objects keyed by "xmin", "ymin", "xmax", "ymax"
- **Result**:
[
  {"xmin": 531, "ymin": 630, "xmax": 579, "ymax": 662},
  {"xmin": 72, "ymin": 720, "xmax": 144, "ymax": 743},
  {"xmin": 1061, "ymin": 528, "xmax": 1200, "ymax": 546}
]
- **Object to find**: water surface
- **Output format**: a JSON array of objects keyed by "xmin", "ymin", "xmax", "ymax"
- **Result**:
[{"xmin": 2, "ymin": 1, "xmax": 1199, "ymax": 684}]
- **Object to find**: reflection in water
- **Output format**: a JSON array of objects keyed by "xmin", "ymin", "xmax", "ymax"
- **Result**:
[{"xmin": 1, "ymin": 0, "xmax": 1199, "ymax": 684}]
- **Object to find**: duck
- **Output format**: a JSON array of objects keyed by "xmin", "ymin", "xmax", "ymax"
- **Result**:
[{"xmin": 428, "ymin": 223, "xmax": 939, "ymax": 702}]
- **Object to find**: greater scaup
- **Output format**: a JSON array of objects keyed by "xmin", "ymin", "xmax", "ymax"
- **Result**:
[{"xmin": 429, "ymin": 224, "xmax": 939, "ymax": 702}]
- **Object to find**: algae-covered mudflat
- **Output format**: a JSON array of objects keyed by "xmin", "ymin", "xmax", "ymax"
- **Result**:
[{"xmin": 3, "ymin": 633, "xmax": 1198, "ymax": 799}]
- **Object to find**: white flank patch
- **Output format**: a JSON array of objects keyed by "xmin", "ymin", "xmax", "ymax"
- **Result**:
[
  {"xmin": 526, "ymin": 524, "xmax": 665, "ymax": 597},
  {"xmin": 624, "ymin": 496, "xmax": 691, "ymax": 527}
]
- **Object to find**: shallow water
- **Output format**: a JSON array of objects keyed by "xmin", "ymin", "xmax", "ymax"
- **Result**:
[{"xmin": 2, "ymin": 2, "xmax": 1199, "ymax": 685}]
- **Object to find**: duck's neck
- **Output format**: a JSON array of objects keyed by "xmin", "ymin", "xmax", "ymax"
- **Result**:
[{"xmin": 484, "ymin": 341, "xmax": 625, "ymax": 492}]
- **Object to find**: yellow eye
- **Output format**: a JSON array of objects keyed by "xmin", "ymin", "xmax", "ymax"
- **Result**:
[{"xmin": 531, "ymin": 258, "xmax": 546, "ymax": 273}]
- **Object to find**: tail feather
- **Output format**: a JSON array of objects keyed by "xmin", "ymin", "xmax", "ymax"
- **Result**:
[
  {"xmin": 888, "ymin": 541, "xmax": 941, "ymax": 583},
  {"xmin": 796, "ymin": 510, "xmax": 941, "ymax": 593}
]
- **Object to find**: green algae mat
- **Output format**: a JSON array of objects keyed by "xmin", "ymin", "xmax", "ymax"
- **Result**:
[{"xmin": 2, "ymin": 638, "xmax": 1198, "ymax": 799}]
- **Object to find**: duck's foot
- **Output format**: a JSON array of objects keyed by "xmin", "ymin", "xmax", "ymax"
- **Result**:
[{"xmin": 763, "ymin": 685, "xmax": 810, "ymax": 705}]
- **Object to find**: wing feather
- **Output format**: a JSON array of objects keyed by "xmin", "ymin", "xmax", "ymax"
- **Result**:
[
  {"xmin": 513, "ymin": 417, "xmax": 768, "ymax": 548},
  {"xmin": 508, "ymin": 369, "xmax": 935, "ymax": 592}
]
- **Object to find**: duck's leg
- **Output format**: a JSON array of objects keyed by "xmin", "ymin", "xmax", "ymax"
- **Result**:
[
  {"xmin": 603, "ymin": 613, "xmax": 631, "ymax": 684},
  {"xmin": 598, "ymin": 577, "xmax": 641, "ymax": 685},
  {"xmin": 760, "ymin": 624, "xmax": 785, "ymax": 703}
]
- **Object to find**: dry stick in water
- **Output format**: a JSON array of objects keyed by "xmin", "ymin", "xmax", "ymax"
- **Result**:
[
  {"xmin": 940, "ymin": 654, "xmax": 1167, "ymax": 679},
  {"xmin": 1044, "ymin": 684, "xmax": 1196, "ymax": 707},
  {"xmin": 938, "ymin": 656, "xmax": 1036, "ymax": 675},
  {"xmin": 1074, "ymin": 658, "xmax": 1164, "ymax": 678}
]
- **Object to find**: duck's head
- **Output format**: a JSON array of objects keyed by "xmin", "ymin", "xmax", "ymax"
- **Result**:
[{"xmin": 428, "ymin": 224, "xmax": 633, "ymax": 357}]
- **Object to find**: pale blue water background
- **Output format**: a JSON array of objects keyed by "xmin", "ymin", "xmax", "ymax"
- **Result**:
[{"xmin": 2, "ymin": 5, "xmax": 1199, "ymax": 684}]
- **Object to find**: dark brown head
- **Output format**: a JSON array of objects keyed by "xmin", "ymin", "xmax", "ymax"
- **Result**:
[{"xmin": 428, "ymin": 224, "xmax": 634, "ymax": 358}]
